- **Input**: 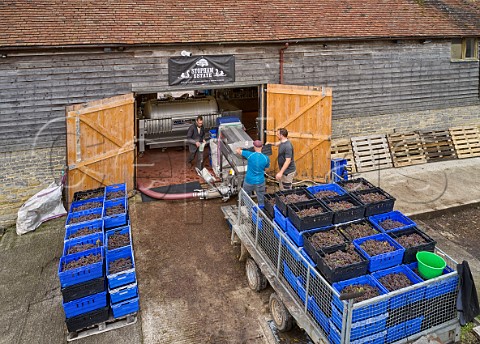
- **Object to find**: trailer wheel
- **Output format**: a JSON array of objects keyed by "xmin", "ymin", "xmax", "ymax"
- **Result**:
[
  {"xmin": 269, "ymin": 292, "xmax": 293, "ymax": 332},
  {"xmin": 245, "ymin": 258, "xmax": 268, "ymax": 292}
]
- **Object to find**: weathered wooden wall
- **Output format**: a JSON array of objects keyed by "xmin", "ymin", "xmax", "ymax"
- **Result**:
[{"xmin": 0, "ymin": 40, "xmax": 478, "ymax": 153}]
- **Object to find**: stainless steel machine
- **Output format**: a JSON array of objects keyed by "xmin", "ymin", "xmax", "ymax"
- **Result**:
[{"xmin": 138, "ymin": 95, "xmax": 221, "ymax": 153}]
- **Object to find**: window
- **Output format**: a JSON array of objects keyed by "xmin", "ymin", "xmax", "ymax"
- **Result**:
[{"xmin": 451, "ymin": 38, "xmax": 478, "ymax": 61}]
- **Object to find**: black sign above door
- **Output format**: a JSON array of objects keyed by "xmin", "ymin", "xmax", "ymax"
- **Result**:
[{"xmin": 168, "ymin": 55, "xmax": 235, "ymax": 86}]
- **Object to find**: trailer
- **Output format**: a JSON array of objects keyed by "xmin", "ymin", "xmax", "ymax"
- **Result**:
[{"xmin": 222, "ymin": 190, "xmax": 461, "ymax": 344}]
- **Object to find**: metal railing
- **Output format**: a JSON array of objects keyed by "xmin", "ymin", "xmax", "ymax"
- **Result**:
[{"xmin": 235, "ymin": 189, "xmax": 459, "ymax": 344}]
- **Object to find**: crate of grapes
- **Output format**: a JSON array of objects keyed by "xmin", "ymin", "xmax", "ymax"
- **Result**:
[
  {"xmin": 314, "ymin": 245, "xmax": 369, "ymax": 284},
  {"xmin": 337, "ymin": 177, "xmax": 376, "ymax": 193},
  {"xmin": 103, "ymin": 198, "xmax": 128, "ymax": 229},
  {"xmin": 275, "ymin": 188, "xmax": 314, "ymax": 217},
  {"xmin": 332, "ymin": 274, "xmax": 389, "ymax": 322},
  {"xmin": 337, "ymin": 219, "xmax": 380, "ymax": 241},
  {"xmin": 406, "ymin": 262, "xmax": 457, "ymax": 299},
  {"xmin": 287, "ymin": 199, "xmax": 333, "ymax": 231},
  {"xmin": 388, "ymin": 227, "xmax": 436, "ymax": 264},
  {"xmin": 105, "ymin": 183, "xmax": 127, "ymax": 201},
  {"xmin": 351, "ymin": 187, "xmax": 396, "ymax": 217},
  {"xmin": 372, "ymin": 265, "xmax": 425, "ymax": 309},
  {"xmin": 64, "ymin": 219, "xmax": 103, "ymax": 241},
  {"xmin": 69, "ymin": 197, "xmax": 104, "ymax": 214},
  {"xmin": 106, "ymin": 225, "xmax": 132, "ymax": 252},
  {"xmin": 58, "ymin": 247, "xmax": 104, "ymax": 288},
  {"xmin": 321, "ymin": 194, "xmax": 365, "ymax": 224},
  {"xmin": 306, "ymin": 183, "xmax": 347, "ymax": 200},
  {"xmin": 106, "ymin": 245, "xmax": 136, "ymax": 289},
  {"xmin": 303, "ymin": 227, "xmax": 348, "ymax": 259},
  {"xmin": 66, "ymin": 208, "xmax": 103, "ymax": 228},
  {"xmin": 73, "ymin": 187, "xmax": 105, "ymax": 202},
  {"xmin": 369, "ymin": 211, "xmax": 416, "ymax": 233},
  {"xmin": 353, "ymin": 233, "xmax": 405, "ymax": 272},
  {"xmin": 63, "ymin": 232, "xmax": 104, "ymax": 256}
]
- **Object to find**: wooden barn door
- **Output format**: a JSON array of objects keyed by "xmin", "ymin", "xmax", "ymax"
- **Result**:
[
  {"xmin": 265, "ymin": 84, "xmax": 332, "ymax": 182},
  {"xmin": 66, "ymin": 94, "xmax": 135, "ymax": 203}
]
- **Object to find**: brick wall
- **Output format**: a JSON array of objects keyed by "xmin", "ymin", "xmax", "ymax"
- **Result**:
[
  {"xmin": 333, "ymin": 105, "xmax": 480, "ymax": 138},
  {"xmin": 0, "ymin": 147, "xmax": 65, "ymax": 231}
]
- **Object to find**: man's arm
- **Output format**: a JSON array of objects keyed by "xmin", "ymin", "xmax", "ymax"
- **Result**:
[{"xmin": 186, "ymin": 125, "xmax": 199, "ymax": 146}]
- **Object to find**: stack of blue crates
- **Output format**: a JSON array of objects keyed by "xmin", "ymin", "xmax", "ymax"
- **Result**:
[{"xmin": 58, "ymin": 183, "xmax": 139, "ymax": 333}]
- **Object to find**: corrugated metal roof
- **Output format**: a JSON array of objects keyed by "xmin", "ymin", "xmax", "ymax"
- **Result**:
[{"xmin": 0, "ymin": 0, "xmax": 479, "ymax": 48}]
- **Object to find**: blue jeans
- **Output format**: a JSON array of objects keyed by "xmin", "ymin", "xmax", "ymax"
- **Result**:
[{"xmin": 243, "ymin": 181, "xmax": 266, "ymax": 207}]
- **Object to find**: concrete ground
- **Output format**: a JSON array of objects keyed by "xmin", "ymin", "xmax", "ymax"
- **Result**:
[{"xmin": 0, "ymin": 157, "xmax": 479, "ymax": 344}]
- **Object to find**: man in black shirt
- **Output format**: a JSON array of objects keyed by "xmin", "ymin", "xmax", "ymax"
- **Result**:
[
  {"xmin": 271, "ymin": 128, "xmax": 296, "ymax": 190},
  {"xmin": 186, "ymin": 115, "xmax": 206, "ymax": 169}
]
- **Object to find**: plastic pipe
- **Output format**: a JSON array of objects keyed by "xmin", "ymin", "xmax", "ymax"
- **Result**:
[{"xmin": 137, "ymin": 181, "xmax": 196, "ymax": 200}]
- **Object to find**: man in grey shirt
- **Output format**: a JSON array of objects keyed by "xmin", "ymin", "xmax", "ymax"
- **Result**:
[{"xmin": 271, "ymin": 128, "xmax": 296, "ymax": 190}]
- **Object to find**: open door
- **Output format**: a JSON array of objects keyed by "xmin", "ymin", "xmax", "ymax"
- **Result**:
[
  {"xmin": 66, "ymin": 93, "xmax": 135, "ymax": 203},
  {"xmin": 265, "ymin": 84, "xmax": 332, "ymax": 182}
]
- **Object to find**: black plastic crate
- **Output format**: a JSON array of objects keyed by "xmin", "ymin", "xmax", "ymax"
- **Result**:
[
  {"xmin": 263, "ymin": 193, "xmax": 277, "ymax": 219},
  {"xmin": 316, "ymin": 246, "xmax": 369, "ymax": 284},
  {"xmin": 388, "ymin": 227, "xmax": 436, "ymax": 264},
  {"xmin": 65, "ymin": 305, "xmax": 110, "ymax": 333},
  {"xmin": 337, "ymin": 177, "xmax": 376, "ymax": 193},
  {"xmin": 337, "ymin": 219, "xmax": 380, "ymax": 241},
  {"xmin": 61, "ymin": 276, "xmax": 106, "ymax": 303},
  {"xmin": 73, "ymin": 187, "xmax": 105, "ymax": 202},
  {"xmin": 322, "ymin": 194, "xmax": 365, "ymax": 224},
  {"xmin": 351, "ymin": 187, "xmax": 395, "ymax": 217},
  {"xmin": 275, "ymin": 188, "xmax": 314, "ymax": 217},
  {"xmin": 303, "ymin": 227, "xmax": 348, "ymax": 260},
  {"xmin": 287, "ymin": 199, "xmax": 333, "ymax": 231}
]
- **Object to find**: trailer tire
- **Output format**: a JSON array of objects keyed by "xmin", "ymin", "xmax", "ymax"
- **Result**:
[
  {"xmin": 245, "ymin": 258, "xmax": 268, "ymax": 292},
  {"xmin": 269, "ymin": 292, "xmax": 293, "ymax": 332}
]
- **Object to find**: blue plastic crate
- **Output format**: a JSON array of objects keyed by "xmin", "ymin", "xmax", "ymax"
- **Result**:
[
  {"xmin": 274, "ymin": 205, "xmax": 287, "ymax": 231},
  {"xmin": 332, "ymin": 306, "xmax": 387, "ymax": 340},
  {"xmin": 283, "ymin": 261, "xmax": 299, "ymax": 294},
  {"xmin": 66, "ymin": 208, "xmax": 103, "ymax": 228},
  {"xmin": 307, "ymin": 183, "xmax": 347, "ymax": 200},
  {"xmin": 309, "ymin": 297, "xmax": 330, "ymax": 336},
  {"xmin": 105, "ymin": 183, "xmax": 127, "ymax": 201},
  {"xmin": 369, "ymin": 211, "xmax": 416, "ymax": 233},
  {"xmin": 62, "ymin": 291, "xmax": 107, "ymax": 318},
  {"xmin": 372, "ymin": 265, "xmax": 425, "ymax": 309},
  {"xmin": 103, "ymin": 198, "xmax": 128, "ymax": 230},
  {"xmin": 353, "ymin": 233, "xmax": 405, "ymax": 272},
  {"xmin": 106, "ymin": 245, "xmax": 136, "ymax": 289},
  {"xmin": 70, "ymin": 197, "xmax": 104, "ymax": 214},
  {"xmin": 286, "ymin": 220, "xmax": 333, "ymax": 247},
  {"xmin": 332, "ymin": 275, "xmax": 389, "ymax": 323},
  {"xmin": 64, "ymin": 219, "xmax": 103, "ymax": 241},
  {"xmin": 58, "ymin": 247, "xmax": 104, "ymax": 288},
  {"xmin": 106, "ymin": 225, "xmax": 132, "ymax": 251},
  {"xmin": 407, "ymin": 262, "xmax": 458, "ymax": 299},
  {"xmin": 111, "ymin": 296, "xmax": 139, "ymax": 318},
  {"xmin": 109, "ymin": 281, "xmax": 138, "ymax": 304},
  {"xmin": 386, "ymin": 316, "xmax": 423, "ymax": 343},
  {"xmin": 63, "ymin": 232, "xmax": 104, "ymax": 256},
  {"xmin": 329, "ymin": 320, "xmax": 387, "ymax": 344}
]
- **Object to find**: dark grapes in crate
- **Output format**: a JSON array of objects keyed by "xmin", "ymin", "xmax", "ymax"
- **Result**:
[
  {"xmin": 108, "ymin": 233, "xmax": 130, "ymax": 250},
  {"xmin": 341, "ymin": 284, "xmax": 381, "ymax": 303},
  {"xmin": 340, "ymin": 220, "xmax": 378, "ymax": 241},
  {"xmin": 377, "ymin": 273, "xmax": 413, "ymax": 291},
  {"xmin": 316, "ymin": 245, "xmax": 369, "ymax": 283},
  {"xmin": 67, "ymin": 226, "xmax": 102, "ymax": 240},
  {"xmin": 105, "ymin": 204, "xmax": 126, "ymax": 216},
  {"xmin": 109, "ymin": 257, "xmax": 133, "ymax": 274},
  {"xmin": 68, "ymin": 213, "xmax": 101, "ymax": 225},
  {"xmin": 106, "ymin": 190, "xmax": 126, "ymax": 200},
  {"xmin": 380, "ymin": 219, "xmax": 405, "ymax": 230},
  {"xmin": 71, "ymin": 201, "xmax": 103, "ymax": 212},
  {"xmin": 73, "ymin": 187, "xmax": 105, "ymax": 202},
  {"xmin": 63, "ymin": 254, "xmax": 102, "ymax": 271},
  {"xmin": 275, "ymin": 188, "xmax": 313, "ymax": 217},
  {"xmin": 323, "ymin": 245, "xmax": 363, "ymax": 269},
  {"xmin": 328, "ymin": 200, "xmax": 354, "ymax": 211},
  {"xmin": 288, "ymin": 199, "xmax": 333, "ymax": 230},
  {"xmin": 309, "ymin": 230, "xmax": 345, "ymax": 250},
  {"xmin": 360, "ymin": 239, "xmax": 396, "ymax": 256},
  {"xmin": 314, "ymin": 190, "xmax": 340, "ymax": 198},
  {"xmin": 389, "ymin": 227, "xmax": 436, "ymax": 263},
  {"xmin": 337, "ymin": 178, "xmax": 375, "ymax": 192},
  {"xmin": 322, "ymin": 194, "xmax": 365, "ymax": 224},
  {"xmin": 67, "ymin": 243, "xmax": 97, "ymax": 255},
  {"xmin": 351, "ymin": 187, "xmax": 395, "ymax": 217}
]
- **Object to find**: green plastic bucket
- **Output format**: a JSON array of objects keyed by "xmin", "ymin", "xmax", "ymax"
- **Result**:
[{"xmin": 416, "ymin": 251, "xmax": 446, "ymax": 279}]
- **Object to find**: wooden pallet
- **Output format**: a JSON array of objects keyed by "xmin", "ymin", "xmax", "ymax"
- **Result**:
[
  {"xmin": 67, "ymin": 312, "xmax": 137, "ymax": 342},
  {"xmin": 449, "ymin": 126, "xmax": 480, "ymax": 159},
  {"xmin": 387, "ymin": 132, "xmax": 427, "ymax": 167},
  {"xmin": 351, "ymin": 134, "xmax": 393, "ymax": 172},
  {"xmin": 331, "ymin": 138, "xmax": 356, "ymax": 173},
  {"xmin": 418, "ymin": 130, "xmax": 457, "ymax": 162}
]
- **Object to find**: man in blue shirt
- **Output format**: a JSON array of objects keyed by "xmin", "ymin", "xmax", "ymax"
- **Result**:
[{"xmin": 236, "ymin": 140, "xmax": 270, "ymax": 206}]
